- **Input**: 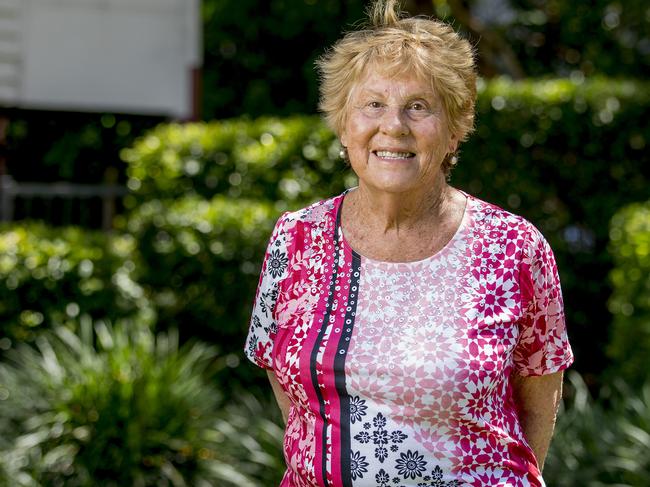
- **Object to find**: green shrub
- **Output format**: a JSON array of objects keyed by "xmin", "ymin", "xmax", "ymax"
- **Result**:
[
  {"xmin": 0, "ymin": 319, "xmax": 279, "ymax": 487},
  {"xmin": 0, "ymin": 223, "xmax": 151, "ymax": 348},
  {"xmin": 544, "ymin": 372, "xmax": 650, "ymax": 486},
  {"xmin": 607, "ymin": 200, "xmax": 650, "ymax": 386},
  {"xmin": 120, "ymin": 116, "xmax": 356, "ymax": 208},
  {"xmin": 211, "ymin": 392, "xmax": 285, "ymax": 486},
  {"xmin": 119, "ymin": 195, "xmax": 277, "ymax": 350}
]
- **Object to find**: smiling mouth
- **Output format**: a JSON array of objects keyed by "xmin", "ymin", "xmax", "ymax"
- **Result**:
[{"xmin": 373, "ymin": 150, "xmax": 416, "ymax": 160}]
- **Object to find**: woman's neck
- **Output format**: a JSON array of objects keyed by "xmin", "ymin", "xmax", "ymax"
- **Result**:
[{"xmin": 348, "ymin": 176, "xmax": 453, "ymax": 235}]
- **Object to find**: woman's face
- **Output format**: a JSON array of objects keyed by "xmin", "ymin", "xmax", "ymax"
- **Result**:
[{"xmin": 340, "ymin": 70, "xmax": 457, "ymax": 195}]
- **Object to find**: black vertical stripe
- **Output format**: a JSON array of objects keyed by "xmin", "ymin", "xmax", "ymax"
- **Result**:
[
  {"xmin": 310, "ymin": 218, "xmax": 341, "ymax": 487},
  {"xmin": 334, "ymin": 251, "xmax": 361, "ymax": 487}
]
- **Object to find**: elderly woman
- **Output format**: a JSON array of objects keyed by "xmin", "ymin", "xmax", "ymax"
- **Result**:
[{"xmin": 244, "ymin": 1, "xmax": 573, "ymax": 486}]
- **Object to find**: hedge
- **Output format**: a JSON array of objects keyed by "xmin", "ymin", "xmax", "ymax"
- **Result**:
[
  {"xmin": 117, "ymin": 196, "xmax": 278, "ymax": 349},
  {"xmin": 0, "ymin": 223, "xmax": 151, "ymax": 349},
  {"xmin": 120, "ymin": 116, "xmax": 355, "ymax": 208},
  {"xmin": 607, "ymin": 200, "xmax": 650, "ymax": 386},
  {"xmin": 119, "ymin": 77, "xmax": 650, "ymax": 381}
]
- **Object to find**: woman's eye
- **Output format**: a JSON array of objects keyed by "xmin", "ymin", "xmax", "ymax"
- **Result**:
[
  {"xmin": 367, "ymin": 101, "xmax": 383, "ymax": 109},
  {"xmin": 409, "ymin": 102, "xmax": 426, "ymax": 111}
]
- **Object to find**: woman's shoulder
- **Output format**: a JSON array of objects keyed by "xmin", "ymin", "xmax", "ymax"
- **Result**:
[
  {"xmin": 279, "ymin": 191, "xmax": 345, "ymax": 228},
  {"xmin": 267, "ymin": 193, "xmax": 344, "ymax": 259}
]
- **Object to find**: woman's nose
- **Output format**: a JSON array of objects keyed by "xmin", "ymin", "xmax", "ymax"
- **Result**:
[{"xmin": 379, "ymin": 106, "xmax": 410, "ymax": 136}]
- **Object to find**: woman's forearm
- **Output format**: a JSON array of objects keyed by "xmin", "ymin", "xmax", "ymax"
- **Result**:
[
  {"xmin": 267, "ymin": 369, "xmax": 291, "ymax": 424},
  {"xmin": 512, "ymin": 371, "xmax": 564, "ymax": 470}
]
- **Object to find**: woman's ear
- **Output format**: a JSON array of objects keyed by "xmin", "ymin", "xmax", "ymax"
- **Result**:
[
  {"xmin": 449, "ymin": 133, "xmax": 459, "ymax": 153},
  {"xmin": 340, "ymin": 130, "xmax": 348, "ymax": 149}
]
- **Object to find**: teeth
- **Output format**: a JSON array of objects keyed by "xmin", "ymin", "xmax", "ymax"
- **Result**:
[{"xmin": 375, "ymin": 151, "xmax": 414, "ymax": 159}]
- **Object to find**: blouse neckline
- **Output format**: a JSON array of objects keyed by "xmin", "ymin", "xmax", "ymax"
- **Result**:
[{"xmin": 335, "ymin": 187, "xmax": 472, "ymax": 267}]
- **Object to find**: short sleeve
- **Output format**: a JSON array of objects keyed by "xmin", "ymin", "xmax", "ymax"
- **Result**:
[
  {"xmin": 513, "ymin": 227, "xmax": 574, "ymax": 376},
  {"xmin": 244, "ymin": 212, "xmax": 292, "ymax": 369}
]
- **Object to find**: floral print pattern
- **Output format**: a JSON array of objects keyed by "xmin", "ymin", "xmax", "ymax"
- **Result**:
[
  {"xmin": 355, "ymin": 412, "xmax": 409, "ymax": 464},
  {"xmin": 350, "ymin": 451, "xmax": 369, "ymax": 480},
  {"xmin": 349, "ymin": 396, "xmax": 368, "ymax": 424},
  {"xmin": 395, "ymin": 450, "xmax": 427, "ymax": 479},
  {"xmin": 416, "ymin": 466, "xmax": 462, "ymax": 487},
  {"xmin": 267, "ymin": 248, "xmax": 288, "ymax": 278},
  {"xmin": 376, "ymin": 468, "xmax": 390, "ymax": 486}
]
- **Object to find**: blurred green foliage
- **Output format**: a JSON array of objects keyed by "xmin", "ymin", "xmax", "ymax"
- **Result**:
[
  {"xmin": 493, "ymin": 0, "xmax": 650, "ymax": 78},
  {"xmin": 0, "ymin": 223, "xmax": 152, "ymax": 349},
  {"xmin": 203, "ymin": 0, "xmax": 650, "ymax": 119},
  {"xmin": 0, "ymin": 320, "xmax": 282, "ymax": 486},
  {"xmin": 202, "ymin": 0, "xmax": 366, "ymax": 118},
  {"xmin": 116, "ymin": 117, "xmax": 355, "ymax": 387},
  {"xmin": 6, "ymin": 111, "xmax": 162, "ymax": 185},
  {"xmin": 544, "ymin": 372, "xmax": 650, "ymax": 486},
  {"xmin": 120, "ymin": 117, "xmax": 353, "ymax": 205},
  {"xmin": 607, "ymin": 200, "xmax": 650, "ymax": 387},
  {"xmin": 211, "ymin": 393, "xmax": 285, "ymax": 486},
  {"xmin": 119, "ymin": 196, "xmax": 277, "ymax": 349}
]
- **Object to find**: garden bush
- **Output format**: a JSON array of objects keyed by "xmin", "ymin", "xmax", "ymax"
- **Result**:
[
  {"xmin": 211, "ymin": 392, "xmax": 285, "ymax": 486},
  {"xmin": 0, "ymin": 222, "xmax": 151, "ymax": 350},
  {"xmin": 120, "ymin": 116, "xmax": 355, "ymax": 208},
  {"xmin": 607, "ymin": 200, "xmax": 650, "ymax": 387},
  {"xmin": 120, "ymin": 77, "xmax": 650, "ymax": 383},
  {"xmin": 119, "ymin": 196, "xmax": 277, "ymax": 347},
  {"xmin": 0, "ymin": 319, "xmax": 283, "ymax": 487},
  {"xmin": 544, "ymin": 372, "xmax": 650, "ymax": 486}
]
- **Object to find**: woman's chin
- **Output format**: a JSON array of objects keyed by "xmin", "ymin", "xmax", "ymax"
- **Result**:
[
  {"xmin": 359, "ymin": 167, "xmax": 440, "ymax": 195},
  {"xmin": 360, "ymin": 176, "xmax": 429, "ymax": 195}
]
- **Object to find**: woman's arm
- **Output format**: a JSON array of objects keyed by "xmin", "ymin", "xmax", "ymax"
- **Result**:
[
  {"xmin": 267, "ymin": 369, "xmax": 291, "ymax": 425},
  {"xmin": 511, "ymin": 370, "xmax": 564, "ymax": 470}
]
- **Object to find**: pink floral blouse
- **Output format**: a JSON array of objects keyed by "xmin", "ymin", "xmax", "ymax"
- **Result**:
[{"xmin": 245, "ymin": 190, "xmax": 573, "ymax": 487}]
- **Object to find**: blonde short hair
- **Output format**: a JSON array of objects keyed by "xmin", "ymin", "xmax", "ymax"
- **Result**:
[{"xmin": 316, "ymin": 0, "xmax": 477, "ymax": 171}]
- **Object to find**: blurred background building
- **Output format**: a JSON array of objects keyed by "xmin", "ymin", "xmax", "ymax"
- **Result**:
[{"xmin": 0, "ymin": 0, "xmax": 201, "ymax": 229}]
